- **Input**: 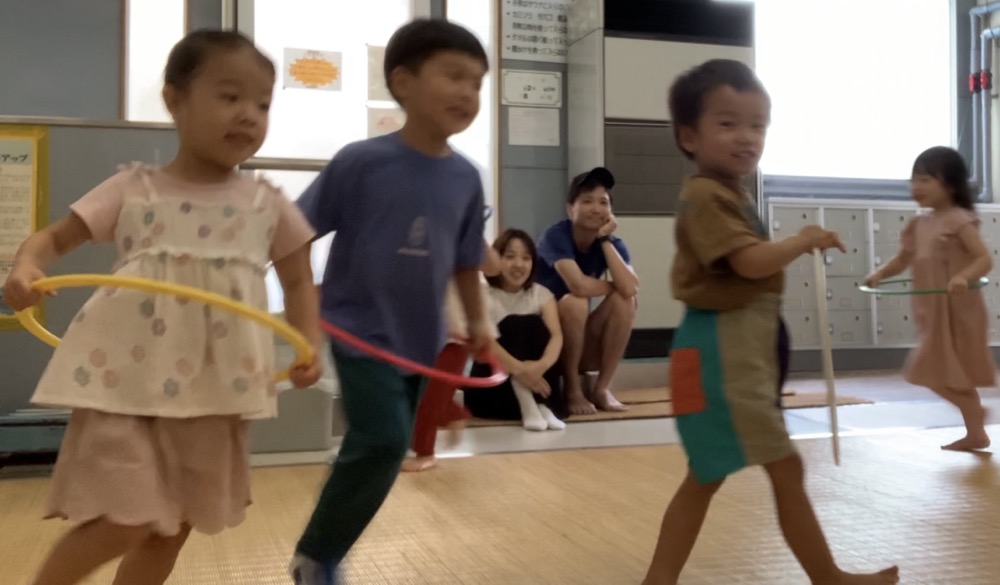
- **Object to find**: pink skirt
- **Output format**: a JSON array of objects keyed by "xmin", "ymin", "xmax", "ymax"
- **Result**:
[
  {"xmin": 904, "ymin": 291, "xmax": 996, "ymax": 390},
  {"xmin": 45, "ymin": 409, "xmax": 252, "ymax": 536}
]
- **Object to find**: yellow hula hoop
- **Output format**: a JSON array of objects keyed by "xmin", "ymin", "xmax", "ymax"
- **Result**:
[{"xmin": 14, "ymin": 274, "xmax": 315, "ymax": 382}]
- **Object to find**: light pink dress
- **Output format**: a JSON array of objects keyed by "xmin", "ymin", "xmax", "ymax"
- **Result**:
[
  {"xmin": 902, "ymin": 207, "xmax": 996, "ymax": 390},
  {"xmin": 37, "ymin": 163, "xmax": 315, "ymax": 536}
]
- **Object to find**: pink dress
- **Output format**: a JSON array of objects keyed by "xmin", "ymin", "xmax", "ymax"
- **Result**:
[
  {"xmin": 37, "ymin": 164, "xmax": 315, "ymax": 536},
  {"xmin": 902, "ymin": 207, "xmax": 996, "ymax": 390}
]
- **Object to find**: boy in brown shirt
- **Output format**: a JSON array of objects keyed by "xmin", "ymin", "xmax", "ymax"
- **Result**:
[{"xmin": 642, "ymin": 59, "xmax": 899, "ymax": 585}]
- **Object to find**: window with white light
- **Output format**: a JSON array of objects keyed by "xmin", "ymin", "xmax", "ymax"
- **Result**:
[
  {"xmin": 248, "ymin": 0, "xmax": 422, "ymax": 311},
  {"xmin": 447, "ymin": 0, "xmax": 498, "ymax": 242},
  {"xmin": 250, "ymin": 0, "xmax": 412, "ymax": 160},
  {"xmin": 125, "ymin": 0, "xmax": 186, "ymax": 122},
  {"xmin": 753, "ymin": 0, "xmax": 952, "ymax": 180}
]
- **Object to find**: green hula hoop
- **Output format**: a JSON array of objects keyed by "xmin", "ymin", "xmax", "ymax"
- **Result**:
[{"xmin": 858, "ymin": 276, "xmax": 989, "ymax": 295}]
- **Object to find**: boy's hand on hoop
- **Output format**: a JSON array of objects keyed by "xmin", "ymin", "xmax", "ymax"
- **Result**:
[{"xmin": 947, "ymin": 275, "xmax": 970, "ymax": 295}]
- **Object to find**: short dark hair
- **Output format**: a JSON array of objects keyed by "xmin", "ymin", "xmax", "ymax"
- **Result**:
[
  {"xmin": 486, "ymin": 229, "xmax": 538, "ymax": 291},
  {"xmin": 668, "ymin": 59, "xmax": 770, "ymax": 159},
  {"xmin": 567, "ymin": 167, "xmax": 615, "ymax": 205},
  {"xmin": 912, "ymin": 146, "xmax": 976, "ymax": 211},
  {"xmin": 383, "ymin": 18, "xmax": 489, "ymax": 102},
  {"xmin": 165, "ymin": 29, "xmax": 275, "ymax": 90}
]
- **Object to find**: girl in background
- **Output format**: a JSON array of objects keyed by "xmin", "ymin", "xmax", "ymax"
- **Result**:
[{"xmin": 865, "ymin": 146, "xmax": 994, "ymax": 451}]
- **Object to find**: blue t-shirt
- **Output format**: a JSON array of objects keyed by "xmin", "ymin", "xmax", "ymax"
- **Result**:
[
  {"xmin": 535, "ymin": 219, "xmax": 632, "ymax": 299},
  {"xmin": 297, "ymin": 133, "xmax": 485, "ymax": 367}
]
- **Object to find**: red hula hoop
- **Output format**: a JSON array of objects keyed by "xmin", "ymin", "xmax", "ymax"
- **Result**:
[{"xmin": 320, "ymin": 319, "xmax": 508, "ymax": 388}]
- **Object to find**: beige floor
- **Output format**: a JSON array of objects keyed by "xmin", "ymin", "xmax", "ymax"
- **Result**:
[{"xmin": 1, "ymin": 423, "xmax": 998, "ymax": 584}]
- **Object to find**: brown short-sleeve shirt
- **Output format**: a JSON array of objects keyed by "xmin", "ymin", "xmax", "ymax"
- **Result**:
[{"xmin": 671, "ymin": 175, "xmax": 784, "ymax": 311}]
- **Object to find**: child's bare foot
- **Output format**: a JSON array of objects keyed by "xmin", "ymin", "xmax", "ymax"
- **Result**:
[
  {"xmin": 401, "ymin": 456, "xmax": 437, "ymax": 472},
  {"xmin": 445, "ymin": 419, "xmax": 466, "ymax": 448},
  {"xmin": 592, "ymin": 389, "xmax": 628, "ymax": 412},
  {"xmin": 941, "ymin": 434, "xmax": 991, "ymax": 451},
  {"xmin": 824, "ymin": 566, "xmax": 899, "ymax": 584}
]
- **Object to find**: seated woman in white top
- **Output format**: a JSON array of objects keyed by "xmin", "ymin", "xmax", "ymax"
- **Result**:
[{"xmin": 465, "ymin": 229, "xmax": 568, "ymax": 430}]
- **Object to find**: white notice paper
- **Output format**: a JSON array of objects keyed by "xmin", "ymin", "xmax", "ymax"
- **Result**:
[
  {"xmin": 501, "ymin": 69, "xmax": 562, "ymax": 108},
  {"xmin": 508, "ymin": 107, "xmax": 560, "ymax": 147},
  {"xmin": 502, "ymin": 0, "xmax": 573, "ymax": 63},
  {"xmin": 0, "ymin": 139, "xmax": 34, "ymax": 286}
]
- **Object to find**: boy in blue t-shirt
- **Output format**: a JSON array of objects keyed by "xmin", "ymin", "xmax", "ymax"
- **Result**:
[{"xmin": 290, "ymin": 19, "xmax": 492, "ymax": 584}]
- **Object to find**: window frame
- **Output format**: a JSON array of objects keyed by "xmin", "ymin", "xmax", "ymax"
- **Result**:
[{"xmin": 233, "ymin": 0, "xmax": 444, "ymax": 312}]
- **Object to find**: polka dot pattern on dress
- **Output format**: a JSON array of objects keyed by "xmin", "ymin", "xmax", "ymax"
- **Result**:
[
  {"xmin": 175, "ymin": 358, "xmax": 194, "ymax": 377},
  {"xmin": 102, "ymin": 370, "xmax": 120, "ymax": 389},
  {"xmin": 163, "ymin": 379, "xmax": 180, "ymax": 397},
  {"xmin": 74, "ymin": 367, "xmax": 91, "ymax": 387},
  {"xmin": 211, "ymin": 322, "xmax": 228, "ymax": 339},
  {"xmin": 89, "ymin": 349, "xmax": 107, "ymax": 368},
  {"xmin": 139, "ymin": 299, "xmax": 155, "ymax": 318}
]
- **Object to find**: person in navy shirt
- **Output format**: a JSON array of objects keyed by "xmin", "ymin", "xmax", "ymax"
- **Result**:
[
  {"xmin": 290, "ymin": 19, "xmax": 491, "ymax": 585},
  {"xmin": 535, "ymin": 167, "xmax": 638, "ymax": 415}
]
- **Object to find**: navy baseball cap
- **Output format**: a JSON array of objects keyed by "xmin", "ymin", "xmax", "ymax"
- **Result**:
[{"xmin": 567, "ymin": 167, "xmax": 615, "ymax": 204}]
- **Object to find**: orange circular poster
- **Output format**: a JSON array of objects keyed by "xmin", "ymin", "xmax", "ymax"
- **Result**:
[{"xmin": 289, "ymin": 54, "xmax": 340, "ymax": 88}]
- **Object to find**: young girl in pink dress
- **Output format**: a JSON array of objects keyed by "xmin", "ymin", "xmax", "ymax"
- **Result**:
[
  {"xmin": 865, "ymin": 146, "xmax": 994, "ymax": 451},
  {"xmin": 2, "ymin": 30, "xmax": 322, "ymax": 585}
]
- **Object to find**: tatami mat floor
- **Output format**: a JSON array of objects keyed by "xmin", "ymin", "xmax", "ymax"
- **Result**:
[
  {"xmin": 3, "ymin": 371, "xmax": 999, "ymax": 583},
  {"xmin": 248, "ymin": 371, "xmax": 1000, "ymax": 468},
  {"xmin": 1, "ymin": 424, "xmax": 998, "ymax": 584}
]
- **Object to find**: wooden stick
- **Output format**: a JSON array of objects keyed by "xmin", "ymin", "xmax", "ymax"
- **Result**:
[{"xmin": 812, "ymin": 249, "xmax": 841, "ymax": 465}]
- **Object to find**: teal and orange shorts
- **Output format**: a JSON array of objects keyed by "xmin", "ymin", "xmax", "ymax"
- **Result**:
[{"xmin": 669, "ymin": 293, "xmax": 794, "ymax": 484}]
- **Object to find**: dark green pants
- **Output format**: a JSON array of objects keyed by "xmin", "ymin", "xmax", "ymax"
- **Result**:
[{"xmin": 296, "ymin": 350, "xmax": 426, "ymax": 565}]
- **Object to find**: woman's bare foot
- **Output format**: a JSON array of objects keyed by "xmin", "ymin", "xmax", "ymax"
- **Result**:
[
  {"xmin": 941, "ymin": 434, "xmax": 991, "ymax": 451},
  {"xmin": 825, "ymin": 566, "xmax": 899, "ymax": 584},
  {"xmin": 401, "ymin": 456, "xmax": 438, "ymax": 472},
  {"xmin": 592, "ymin": 389, "xmax": 628, "ymax": 412},
  {"xmin": 566, "ymin": 388, "xmax": 597, "ymax": 415}
]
